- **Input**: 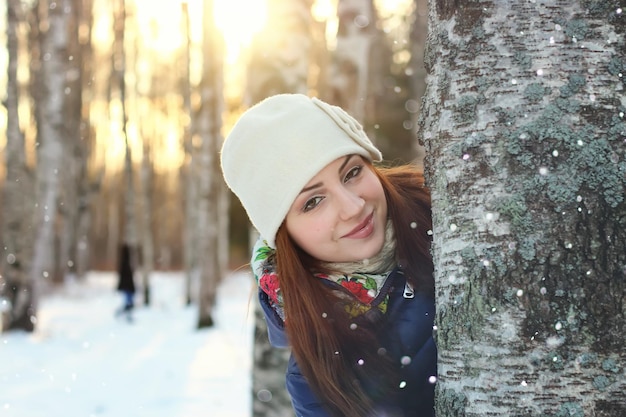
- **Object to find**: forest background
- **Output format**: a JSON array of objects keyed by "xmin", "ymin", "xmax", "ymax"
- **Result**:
[{"xmin": 0, "ymin": 0, "xmax": 425, "ymax": 331}]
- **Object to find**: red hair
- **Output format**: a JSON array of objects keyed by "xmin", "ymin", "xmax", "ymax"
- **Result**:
[{"xmin": 274, "ymin": 162, "xmax": 433, "ymax": 417}]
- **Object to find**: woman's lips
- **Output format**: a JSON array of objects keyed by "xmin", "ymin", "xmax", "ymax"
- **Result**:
[{"xmin": 342, "ymin": 213, "xmax": 374, "ymax": 239}]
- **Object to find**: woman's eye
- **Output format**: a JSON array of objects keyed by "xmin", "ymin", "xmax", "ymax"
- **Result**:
[
  {"xmin": 344, "ymin": 165, "xmax": 362, "ymax": 182},
  {"xmin": 303, "ymin": 196, "xmax": 324, "ymax": 212}
]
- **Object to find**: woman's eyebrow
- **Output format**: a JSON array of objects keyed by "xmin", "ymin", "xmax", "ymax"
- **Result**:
[
  {"xmin": 338, "ymin": 155, "xmax": 353, "ymax": 173},
  {"xmin": 299, "ymin": 155, "xmax": 354, "ymax": 195},
  {"xmin": 300, "ymin": 182, "xmax": 322, "ymax": 194}
]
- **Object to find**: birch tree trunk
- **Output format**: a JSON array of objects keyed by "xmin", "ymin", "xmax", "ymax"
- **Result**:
[
  {"xmin": 247, "ymin": 0, "xmax": 313, "ymax": 96},
  {"xmin": 138, "ymin": 138, "xmax": 154, "ymax": 306},
  {"xmin": 328, "ymin": 0, "xmax": 388, "ymax": 124},
  {"xmin": 195, "ymin": 0, "xmax": 226, "ymax": 329},
  {"xmin": 113, "ymin": 0, "xmax": 137, "ymax": 252},
  {"xmin": 328, "ymin": 0, "xmax": 409, "ymax": 161},
  {"xmin": 57, "ymin": 0, "xmax": 83, "ymax": 282},
  {"xmin": 29, "ymin": 0, "xmax": 74, "ymax": 326},
  {"xmin": 133, "ymin": 11, "xmax": 154, "ymax": 307},
  {"xmin": 1, "ymin": 0, "xmax": 35, "ymax": 332},
  {"xmin": 74, "ymin": 0, "xmax": 98, "ymax": 280},
  {"xmin": 409, "ymin": 0, "xmax": 428, "ymax": 166},
  {"xmin": 419, "ymin": 1, "xmax": 626, "ymax": 415},
  {"xmin": 181, "ymin": 1, "xmax": 198, "ymax": 305}
]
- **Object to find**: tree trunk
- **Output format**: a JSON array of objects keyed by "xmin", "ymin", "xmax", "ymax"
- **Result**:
[
  {"xmin": 70, "ymin": 0, "xmax": 97, "ymax": 281},
  {"xmin": 138, "ymin": 139, "xmax": 154, "ymax": 306},
  {"xmin": 328, "ymin": 0, "xmax": 388, "ymax": 124},
  {"xmin": 181, "ymin": 1, "xmax": 198, "ymax": 305},
  {"xmin": 419, "ymin": 1, "xmax": 626, "ymax": 415},
  {"xmin": 114, "ymin": 0, "xmax": 136, "ymax": 249},
  {"xmin": 246, "ymin": 0, "xmax": 313, "ymax": 97},
  {"xmin": 1, "ymin": 0, "xmax": 34, "ymax": 332},
  {"xmin": 195, "ymin": 0, "xmax": 225, "ymax": 329},
  {"xmin": 29, "ymin": 0, "xmax": 75, "ymax": 329},
  {"xmin": 57, "ymin": 0, "xmax": 84, "ymax": 283},
  {"xmin": 409, "ymin": 0, "xmax": 428, "ymax": 166},
  {"xmin": 328, "ymin": 0, "xmax": 417, "ymax": 163}
]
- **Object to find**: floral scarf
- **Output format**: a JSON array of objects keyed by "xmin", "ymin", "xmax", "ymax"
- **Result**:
[{"xmin": 251, "ymin": 221, "xmax": 396, "ymax": 320}]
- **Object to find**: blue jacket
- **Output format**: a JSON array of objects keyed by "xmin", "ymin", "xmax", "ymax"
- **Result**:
[{"xmin": 259, "ymin": 268, "xmax": 437, "ymax": 417}]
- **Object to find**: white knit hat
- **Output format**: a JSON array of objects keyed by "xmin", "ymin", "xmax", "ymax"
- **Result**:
[{"xmin": 220, "ymin": 94, "xmax": 382, "ymax": 248}]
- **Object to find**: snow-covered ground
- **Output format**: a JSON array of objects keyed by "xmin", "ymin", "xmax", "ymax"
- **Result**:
[{"xmin": 0, "ymin": 271, "xmax": 256, "ymax": 417}]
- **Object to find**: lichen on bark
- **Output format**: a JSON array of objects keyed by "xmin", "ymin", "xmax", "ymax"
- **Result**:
[{"xmin": 420, "ymin": 1, "xmax": 626, "ymax": 415}]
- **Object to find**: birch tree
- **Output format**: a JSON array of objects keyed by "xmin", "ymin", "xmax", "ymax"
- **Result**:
[
  {"xmin": 57, "ymin": 0, "xmax": 86, "ymax": 282},
  {"xmin": 181, "ymin": 1, "xmax": 198, "ymax": 305},
  {"xmin": 327, "ymin": 0, "xmax": 389, "ymax": 123},
  {"xmin": 68, "ymin": 0, "xmax": 98, "ymax": 280},
  {"xmin": 132, "ymin": 4, "xmax": 154, "ymax": 306},
  {"xmin": 328, "ymin": 1, "xmax": 419, "ymax": 163},
  {"xmin": 112, "ymin": 0, "xmax": 138, "ymax": 264},
  {"xmin": 137, "ymin": 128, "xmax": 154, "ymax": 306},
  {"xmin": 195, "ymin": 0, "xmax": 226, "ymax": 328},
  {"xmin": 27, "ymin": 0, "xmax": 77, "ymax": 329},
  {"xmin": 247, "ymin": 0, "xmax": 313, "ymax": 96},
  {"xmin": 1, "ymin": 0, "xmax": 34, "ymax": 332},
  {"xmin": 408, "ymin": 0, "xmax": 428, "ymax": 165},
  {"xmin": 419, "ymin": 1, "xmax": 626, "ymax": 415}
]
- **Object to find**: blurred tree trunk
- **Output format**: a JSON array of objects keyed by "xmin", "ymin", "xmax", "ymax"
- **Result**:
[
  {"xmin": 181, "ymin": 1, "xmax": 198, "ymax": 305},
  {"xmin": 195, "ymin": 0, "xmax": 226, "ymax": 328},
  {"xmin": 1, "ymin": 0, "xmax": 34, "ymax": 332},
  {"xmin": 246, "ymin": 2, "xmax": 315, "ymax": 416},
  {"xmin": 420, "ymin": 1, "xmax": 626, "ymax": 415},
  {"xmin": 113, "ymin": 0, "xmax": 137, "ymax": 252},
  {"xmin": 327, "ymin": 0, "xmax": 389, "ymax": 124},
  {"xmin": 138, "ymin": 136, "xmax": 154, "ymax": 306},
  {"xmin": 28, "ymin": 0, "xmax": 76, "ymax": 329},
  {"xmin": 246, "ymin": 0, "xmax": 314, "ymax": 96},
  {"xmin": 408, "ymin": 0, "xmax": 428, "ymax": 166},
  {"xmin": 73, "ymin": 0, "xmax": 98, "ymax": 280},
  {"xmin": 328, "ymin": 0, "xmax": 418, "ymax": 163},
  {"xmin": 57, "ymin": 0, "xmax": 85, "ymax": 282},
  {"xmin": 133, "ymin": 9, "xmax": 154, "ymax": 307}
]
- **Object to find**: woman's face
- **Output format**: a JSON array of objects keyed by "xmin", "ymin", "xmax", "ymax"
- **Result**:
[{"xmin": 285, "ymin": 154, "xmax": 388, "ymax": 263}]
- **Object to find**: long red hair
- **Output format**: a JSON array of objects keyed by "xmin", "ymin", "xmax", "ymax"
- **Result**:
[{"xmin": 274, "ymin": 162, "xmax": 434, "ymax": 417}]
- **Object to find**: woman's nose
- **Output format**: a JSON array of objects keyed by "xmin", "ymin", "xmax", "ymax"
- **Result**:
[{"xmin": 337, "ymin": 189, "xmax": 364, "ymax": 220}]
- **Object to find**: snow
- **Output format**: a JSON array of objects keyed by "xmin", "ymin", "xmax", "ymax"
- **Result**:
[{"xmin": 0, "ymin": 271, "xmax": 256, "ymax": 417}]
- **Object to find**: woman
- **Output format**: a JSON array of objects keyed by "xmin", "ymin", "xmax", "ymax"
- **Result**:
[{"xmin": 221, "ymin": 94, "xmax": 436, "ymax": 417}]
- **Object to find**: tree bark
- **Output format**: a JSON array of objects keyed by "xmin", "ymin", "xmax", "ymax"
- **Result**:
[
  {"xmin": 181, "ymin": 1, "xmax": 197, "ymax": 306},
  {"xmin": 328, "ymin": 0, "xmax": 385, "ymax": 122},
  {"xmin": 419, "ymin": 1, "xmax": 626, "ymax": 415},
  {"xmin": 138, "ymin": 138, "xmax": 154, "ymax": 306},
  {"xmin": 246, "ymin": 0, "xmax": 313, "ymax": 97},
  {"xmin": 114, "ymin": 0, "xmax": 137, "ymax": 249},
  {"xmin": 1, "ymin": 0, "xmax": 35, "ymax": 332},
  {"xmin": 195, "ymin": 0, "xmax": 226, "ymax": 329},
  {"xmin": 409, "ymin": 0, "xmax": 429, "ymax": 166},
  {"xmin": 29, "ymin": 0, "xmax": 76, "ymax": 329},
  {"xmin": 74, "ymin": 0, "xmax": 99, "ymax": 280},
  {"xmin": 57, "ymin": 0, "xmax": 84, "ymax": 283}
]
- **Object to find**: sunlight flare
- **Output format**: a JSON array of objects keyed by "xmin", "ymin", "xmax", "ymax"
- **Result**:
[{"xmin": 213, "ymin": 0, "xmax": 267, "ymax": 63}]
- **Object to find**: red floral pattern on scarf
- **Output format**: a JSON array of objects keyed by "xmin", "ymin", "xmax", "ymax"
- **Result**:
[
  {"xmin": 340, "ymin": 280, "xmax": 374, "ymax": 304},
  {"xmin": 259, "ymin": 272, "xmax": 280, "ymax": 305}
]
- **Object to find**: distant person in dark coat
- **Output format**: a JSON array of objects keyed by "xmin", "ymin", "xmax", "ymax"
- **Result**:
[{"xmin": 116, "ymin": 243, "xmax": 136, "ymax": 319}]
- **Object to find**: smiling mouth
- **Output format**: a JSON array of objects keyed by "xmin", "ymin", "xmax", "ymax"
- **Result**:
[{"xmin": 342, "ymin": 213, "xmax": 374, "ymax": 239}]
